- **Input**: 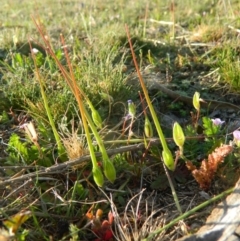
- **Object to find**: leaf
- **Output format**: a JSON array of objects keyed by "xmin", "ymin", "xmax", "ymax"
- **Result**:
[
  {"xmin": 3, "ymin": 211, "xmax": 31, "ymax": 234},
  {"xmin": 73, "ymin": 183, "xmax": 88, "ymax": 199},
  {"xmin": 0, "ymin": 110, "xmax": 9, "ymax": 123},
  {"xmin": 7, "ymin": 133, "xmax": 29, "ymax": 160},
  {"xmin": 202, "ymin": 116, "xmax": 219, "ymax": 136}
]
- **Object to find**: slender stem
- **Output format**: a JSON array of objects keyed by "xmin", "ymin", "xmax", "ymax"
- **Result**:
[
  {"xmin": 59, "ymin": 35, "xmax": 99, "ymax": 169},
  {"xmin": 163, "ymin": 163, "xmax": 182, "ymax": 214},
  {"xmin": 83, "ymin": 104, "xmax": 109, "ymax": 162},
  {"xmin": 125, "ymin": 25, "xmax": 169, "ymax": 152},
  {"xmin": 29, "ymin": 41, "xmax": 65, "ymax": 157},
  {"xmin": 32, "ymin": 18, "xmax": 100, "ymax": 168}
]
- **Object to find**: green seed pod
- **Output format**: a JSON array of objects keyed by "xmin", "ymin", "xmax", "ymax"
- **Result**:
[
  {"xmin": 173, "ymin": 122, "xmax": 185, "ymax": 150},
  {"xmin": 91, "ymin": 106, "xmax": 103, "ymax": 129},
  {"xmin": 162, "ymin": 148, "xmax": 175, "ymax": 171},
  {"xmin": 92, "ymin": 166, "xmax": 104, "ymax": 187},
  {"xmin": 103, "ymin": 159, "xmax": 116, "ymax": 183},
  {"xmin": 144, "ymin": 116, "xmax": 153, "ymax": 138},
  {"xmin": 193, "ymin": 92, "xmax": 200, "ymax": 111}
]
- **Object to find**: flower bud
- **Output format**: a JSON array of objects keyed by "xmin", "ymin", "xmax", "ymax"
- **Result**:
[
  {"xmin": 162, "ymin": 148, "xmax": 175, "ymax": 171},
  {"xmin": 173, "ymin": 122, "xmax": 185, "ymax": 150},
  {"xmin": 92, "ymin": 166, "xmax": 104, "ymax": 187},
  {"xmin": 233, "ymin": 130, "xmax": 240, "ymax": 147},
  {"xmin": 91, "ymin": 107, "xmax": 103, "ymax": 129},
  {"xmin": 144, "ymin": 116, "xmax": 153, "ymax": 138},
  {"xmin": 127, "ymin": 100, "xmax": 136, "ymax": 118},
  {"xmin": 193, "ymin": 92, "xmax": 200, "ymax": 111},
  {"xmin": 96, "ymin": 209, "xmax": 103, "ymax": 219},
  {"xmin": 108, "ymin": 211, "xmax": 114, "ymax": 225},
  {"xmin": 103, "ymin": 159, "xmax": 116, "ymax": 183},
  {"xmin": 211, "ymin": 118, "xmax": 225, "ymax": 126}
]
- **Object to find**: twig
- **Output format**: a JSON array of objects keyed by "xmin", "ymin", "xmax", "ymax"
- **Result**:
[{"xmin": 0, "ymin": 142, "xmax": 156, "ymax": 187}]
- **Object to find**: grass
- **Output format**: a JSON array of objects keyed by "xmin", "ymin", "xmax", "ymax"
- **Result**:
[{"xmin": 0, "ymin": 0, "xmax": 240, "ymax": 240}]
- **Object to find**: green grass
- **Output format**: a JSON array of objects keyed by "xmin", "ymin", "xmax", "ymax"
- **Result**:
[{"xmin": 1, "ymin": 0, "xmax": 240, "ymax": 240}]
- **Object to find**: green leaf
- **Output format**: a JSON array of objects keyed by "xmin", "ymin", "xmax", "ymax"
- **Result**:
[
  {"xmin": 74, "ymin": 182, "xmax": 88, "ymax": 199},
  {"xmin": 0, "ymin": 110, "xmax": 9, "ymax": 123},
  {"xmin": 7, "ymin": 133, "xmax": 29, "ymax": 161},
  {"xmin": 202, "ymin": 116, "xmax": 219, "ymax": 136}
]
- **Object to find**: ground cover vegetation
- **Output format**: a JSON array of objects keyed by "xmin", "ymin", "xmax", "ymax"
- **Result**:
[{"xmin": 0, "ymin": 0, "xmax": 240, "ymax": 240}]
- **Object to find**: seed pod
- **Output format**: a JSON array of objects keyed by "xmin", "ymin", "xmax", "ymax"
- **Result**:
[
  {"xmin": 92, "ymin": 166, "xmax": 104, "ymax": 187},
  {"xmin": 103, "ymin": 159, "xmax": 116, "ymax": 183},
  {"xmin": 144, "ymin": 116, "xmax": 153, "ymax": 138},
  {"xmin": 162, "ymin": 148, "xmax": 175, "ymax": 171}
]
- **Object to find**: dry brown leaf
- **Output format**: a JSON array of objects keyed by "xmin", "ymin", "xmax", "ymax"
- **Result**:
[
  {"xmin": 185, "ymin": 161, "xmax": 197, "ymax": 171},
  {"xmin": 186, "ymin": 145, "xmax": 233, "ymax": 190}
]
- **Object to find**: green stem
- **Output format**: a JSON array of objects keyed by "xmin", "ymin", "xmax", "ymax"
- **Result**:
[
  {"xmin": 163, "ymin": 163, "xmax": 182, "ymax": 214},
  {"xmin": 30, "ymin": 48, "xmax": 65, "ymax": 158},
  {"xmin": 125, "ymin": 26, "xmax": 170, "ymax": 153},
  {"xmin": 83, "ymin": 116, "xmax": 98, "ymax": 169},
  {"xmin": 38, "ymin": 80, "xmax": 64, "ymax": 155},
  {"xmin": 83, "ymin": 105, "xmax": 109, "ymax": 162}
]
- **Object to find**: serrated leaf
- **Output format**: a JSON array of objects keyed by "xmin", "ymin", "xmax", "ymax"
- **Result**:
[{"xmin": 202, "ymin": 116, "xmax": 219, "ymax": 136}]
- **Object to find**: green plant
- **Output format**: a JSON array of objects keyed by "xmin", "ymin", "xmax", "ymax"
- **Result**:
[
  {"xmin": 125, "ymin": 25, "xmax": 182, "ymax": 215},
  {"xmin": 212, "ymin": 45, "xmax": 240, "ymax": 91},
  {"xmin": 7, "ymin": 132, "xmax": 52, "ymax": 166},
  {"xmin": 33, "ymin": 18, "xmax": 116, "ymax": 186},
  {"xmin": 30, "ymin": 41, "xmax": 66, "ymax": 160},
  {"xmin": 7, "ymin": 133, "xmax": 38, "ymax": 164},
  {"xmin": 69, "ymin": 224, "xmax": 81, "ymax": 241},
  {"xmin": 0, "ymin": 110, "xmax": 9, "ymax": 123}
]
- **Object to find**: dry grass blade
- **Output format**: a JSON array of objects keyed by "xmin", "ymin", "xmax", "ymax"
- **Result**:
[{"xmin": 98, "ymin": 188, "xmax": 173, "ymax": 241}]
